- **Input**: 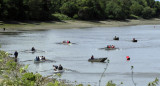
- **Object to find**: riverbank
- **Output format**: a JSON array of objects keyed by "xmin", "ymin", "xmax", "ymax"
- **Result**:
[{"xmin": 0, "ymin": 18, "xmax": 160, "ymax": 30}]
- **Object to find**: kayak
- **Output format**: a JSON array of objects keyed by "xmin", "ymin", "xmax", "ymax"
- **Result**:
[
  {"xmin": 88, "ymin": 57, "xmax": 107, "ymax": 62},
  {"xmin": 53, "ymin": 69, "xmax": 65, "ymax": 73}
]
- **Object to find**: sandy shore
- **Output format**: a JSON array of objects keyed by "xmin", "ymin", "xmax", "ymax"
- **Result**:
[{"xmin": 0, "ymin": 18, "xmax": 160, "ymax": 30}]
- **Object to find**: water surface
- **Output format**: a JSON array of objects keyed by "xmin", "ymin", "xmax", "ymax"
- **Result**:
[{"xmin": 0, "ymin": 25, "xmax": 160, "ymax": 86}]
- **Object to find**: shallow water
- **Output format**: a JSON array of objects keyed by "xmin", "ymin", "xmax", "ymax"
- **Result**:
[{"xmin": 0, "ymin": 25, "xmax": 160, "ymax": 86}]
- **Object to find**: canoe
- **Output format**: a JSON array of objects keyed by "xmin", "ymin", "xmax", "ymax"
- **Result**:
[
  {"xmin": 88, "ymin": 57, "xmax": 107, "ymax": 62},
  {"xmin": 132, "ymin": 40, "xmax": 137, "ymax": 42},
  {"xmin": 113, "ymin": 37, "xmax": 119, "ymax": 40},
  {"xmin": 54, "ymin": 69, "xmax": 65, "ymax": 73}
]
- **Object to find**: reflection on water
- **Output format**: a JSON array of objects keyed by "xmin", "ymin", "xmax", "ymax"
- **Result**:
[{"xmin": 0, "ymin": 25, "xmax": 160, "ymax": 86}]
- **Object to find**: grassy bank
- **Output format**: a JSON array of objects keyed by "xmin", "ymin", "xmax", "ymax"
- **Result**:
[{"xmin": 0, "ymin": 19, "xmax": 160, "ymax": 30}]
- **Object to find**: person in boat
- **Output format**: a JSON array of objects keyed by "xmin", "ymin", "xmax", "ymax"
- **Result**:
[
  {"xmin": 107, "ymin": 45, "xmax": 110, "ymax": 48},
  {"xmin": 53, "ymin": 65, "xmax": 58, "ymax": 71},
  {"xmin": 36, "ymin": 56, "xmax": 40, "ymax": 61},
  {"xmin": 58, "ymin": 64, "xmax": 63, "ymax": 70},
  {"xmin": 63, "ymin": 40, "xmax": 66, "ymax": 43},
  {"xmin": 41, "ymin": 56, "xmax": 46, "ymax": 60},
  {"xmin": 91, "ymin": 55, "xmax": 94, "ymax": 59},
  {"xmin": 31, "ymin": 47, "xmax": 35, "ymax": 51},
  {"xmin": 14, "ymin": 51, "xmax": 18, "ymax": 58},
  {"xmin": 111, "ymin": 45, "xmax": 115, "ymax": 48},
  {"xmin": 67, "ymin": 40, "xmax": 69, "ymax": 43},
  {"xmin": 133, "ymin": 38, "xmax": 135, "ymax": 41},
  {"xmin": 68, "ymin": 41, "xmax": 71, "ymax": 43},
  {"xmin": 35, "ymin": 56, "xmax": 39, "ymax": 61},
  {"xmin": 115, "ymin": 36, "xmax": 116, "ymax": 38}
]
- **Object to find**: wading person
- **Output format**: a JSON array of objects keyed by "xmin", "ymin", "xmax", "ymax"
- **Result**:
[{"xmin": 14, "ymin": 51, "xmax": 18, "ymax": 58}]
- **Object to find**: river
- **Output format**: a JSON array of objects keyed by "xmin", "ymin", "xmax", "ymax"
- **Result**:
[{"xmin": 0, "ymin": 25, "xmax": 160, "ymax": 86}]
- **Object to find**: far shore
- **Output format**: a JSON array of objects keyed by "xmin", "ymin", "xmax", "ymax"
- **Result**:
[{"xmin": 0, "ymin": 18, "xmax": 160, "ymax": 30}]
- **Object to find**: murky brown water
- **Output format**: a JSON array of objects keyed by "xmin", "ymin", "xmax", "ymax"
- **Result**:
[{"xmin": 0, "ymin": 25, "xmax": 160, "ymax": 86}]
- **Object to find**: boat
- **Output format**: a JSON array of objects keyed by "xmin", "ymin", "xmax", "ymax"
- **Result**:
[
  {"xmin": 113, "ymin": 37, "xmax": 119, "ymax": 40},
  {"xmin": 99, "ymin": 47, "xmax": 118, "ymax": 50},
  {"xmin": 88, "ymin": 57, "xmax": 107, "ymax": 62},
  {"xmin": 104, "ymin": 47, "xmax": 118, "ymax": 50},
  {"xmin": 53, "ymin": 69, "xmax": 65, "ymax": 73},
  {"xmin": 56, "ymin": 42, "xmax": 76, "ymax": 45},
  {"xmin": 34, "ymin": 59, "xmax": 46, "ymax": 63},
  {"xmin": 132, "ymin": 40, "xmax": 137, "ymax": 42}
]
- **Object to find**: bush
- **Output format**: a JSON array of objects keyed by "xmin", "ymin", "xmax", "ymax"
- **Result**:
[
  {"xmin": 52, "ymin": 13, "xmax": 72, "ymax": 20},
  {"xmin": 129, "ymin": 14, "xmax": 140, "ymax": 19}
]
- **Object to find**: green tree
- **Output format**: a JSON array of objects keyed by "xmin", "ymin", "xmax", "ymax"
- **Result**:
[
  {"xmin": 130, "ymin": 2, "xmax": 143, "ymax": 16},
  {"xmin": 142, "ymin": 6, "xmax": 156, "ymax": 19},
  {"xmin": 60, "ymin": 1, "xmax": 78, "ymax": 17},
  {"xmin": 105, "ymin": 1, "xmax": 126, "ymax": 20}
]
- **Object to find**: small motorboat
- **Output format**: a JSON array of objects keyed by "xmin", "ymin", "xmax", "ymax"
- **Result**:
[
  {"xmin": 113, "ymin": 37, "xmax": 119, "ymax": 40},
  {"xmin": 132, "ymin": 40, "xmax": 137, "ymax": 42},
  {"xmin": 104, "ymin": 47, "xmax": 118, "ymax": 50},
  {"xmin": 56, "ymin": 42, "xmax": 76, "ymax": 45},
  {"xmin": 53, "ymin": 69, "xmax": 65, "ymax": 73},
  {"xmin": 88, "ymin": 57, "xmax": 107, "ymax": 62}
]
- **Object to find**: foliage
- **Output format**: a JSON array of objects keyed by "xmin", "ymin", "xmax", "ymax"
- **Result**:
[
  {"xmin": 106, "ymin": 81, "xmax": 116, "ymax": 86},
  {"xmin": 1, "ymin": 0, "xmax": 160, "ymax": 20},
  {"xmin": 142, "ymin": 7, "xmax": 156, "ymax": 19},
  {"xmin": 52, "ymin": 13, "xmax": 72, "ymax": 20},
  {"xmin": 148, "ymin": 78, "xmax": 159, "ymax": 86}
]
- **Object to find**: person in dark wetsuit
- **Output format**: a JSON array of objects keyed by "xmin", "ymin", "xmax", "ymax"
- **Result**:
[
  {"xmin": 91, "ymin": 55, "xmax": 94, "ymax": 59},
  {"xmin": 31, "ymin": 47, "xmax": 35, "ymax": 51},
  {"xmin": 58, "ymin": 64, "xmax": 63, "ymax": 70},
  {"xmin": 14, "ymin": 51, "xmax": 18, "ymax": 58}
]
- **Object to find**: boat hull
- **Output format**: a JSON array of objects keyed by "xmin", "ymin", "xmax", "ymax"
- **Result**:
[
  {"xmin": 113, "ymin": 37, "xmax": 119, "ymax": 40},
  {"xmin": 54, "ymin": 69, "xmax": 65, "ymax": 73},
  {"xmin": 88, "ymin": 57, "xmax": 107, "ymax": 62}
]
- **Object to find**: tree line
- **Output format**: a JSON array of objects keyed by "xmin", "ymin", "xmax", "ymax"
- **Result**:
[{"xmin": 0, "ymin": 0, "xmax": 160, "ymax": 21}]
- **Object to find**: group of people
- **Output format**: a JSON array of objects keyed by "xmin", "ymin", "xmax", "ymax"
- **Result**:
[
  {"xmin": 62, "ymin": 40, "xmax": 71, "ymax": 43},
  {"xmin": 107, "ymin": 45, "xmax": 115, "ymax": 48},
  {"xmin": 35, "ymin": 56, "xmax": 46, "ymax": 61},
  {"xmin": 53, "ymin": 64, "xmax": 63, "ymax": 71}
]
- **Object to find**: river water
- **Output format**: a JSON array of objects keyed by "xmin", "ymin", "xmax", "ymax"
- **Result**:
[{"xmin": 0, "ymin": 25, "xmax": 160, "ymax": 86}]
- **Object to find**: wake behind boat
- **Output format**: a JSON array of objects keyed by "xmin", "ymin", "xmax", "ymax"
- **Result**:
[{"xmin": 88, "ymin": 57, "xmax": 107, "ymax": 62}]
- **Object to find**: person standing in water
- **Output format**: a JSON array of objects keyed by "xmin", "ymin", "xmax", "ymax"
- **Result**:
[{"xmin": 14, "ymin": 51, "xmax": 18, "ymax": 58}]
